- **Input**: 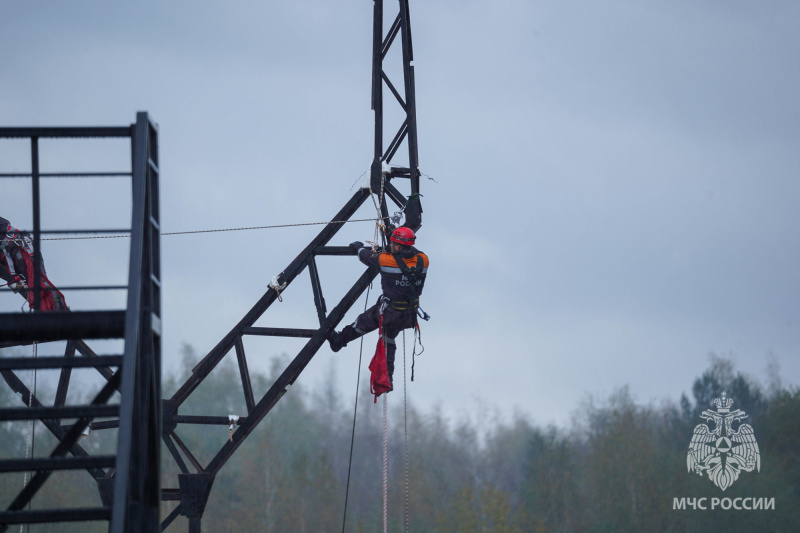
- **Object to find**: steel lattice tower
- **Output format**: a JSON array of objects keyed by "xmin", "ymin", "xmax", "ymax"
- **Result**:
[{"xmin": 0, "ymin": 0, "xmax": 422, "ymax": 530}]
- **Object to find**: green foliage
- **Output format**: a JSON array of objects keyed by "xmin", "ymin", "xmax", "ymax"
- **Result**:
[
  {"xmin": 1, "ymin": 346, "xmax": 798, "ymax": 532},
  {"xmin": 514, "ymin": 360, "xmax": 800, "ymax": 533}
]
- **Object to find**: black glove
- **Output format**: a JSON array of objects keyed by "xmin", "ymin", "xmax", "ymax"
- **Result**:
[{"xmin": 349, "ymin": 241, "xmax": 364, "ymax": 252}]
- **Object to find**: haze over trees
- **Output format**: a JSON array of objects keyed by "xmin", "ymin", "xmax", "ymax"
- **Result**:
[{"xmin": 1, "ymin": 348, "xmax": 798, "ymax": 532}]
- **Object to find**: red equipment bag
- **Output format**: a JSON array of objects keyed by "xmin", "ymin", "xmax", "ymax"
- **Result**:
[
  {"xmin": 3, "ymin": 227, "xmax": 68, "ymax": 311},
  {"xmin": 368, "ymin": 316, "xmax": 392, "ymax": 403},
  {"xmin": 20, "ymin": 254, "xmax": 66, "ymax": 311}
]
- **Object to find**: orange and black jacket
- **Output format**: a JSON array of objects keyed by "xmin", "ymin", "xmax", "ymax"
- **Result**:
[{"xmin": 358, "ymin": 245, "xmax": 429, "ymax": 307}]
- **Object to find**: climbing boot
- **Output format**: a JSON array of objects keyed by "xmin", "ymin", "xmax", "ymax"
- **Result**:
[
  {"xmin": 328, "ymin": 330, "xmax": 344, "ymax": 353},
  {"xmin": 329, "ymin": 325, "xmax": 361, "ymax": 353}
]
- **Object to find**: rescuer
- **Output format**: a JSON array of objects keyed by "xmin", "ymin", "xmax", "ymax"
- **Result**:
[
  {"xmin": 0, "ymin": 216, "xmax": 68, "ymax": 311},
  {"xmin": 328, "ymin": 227, "xmax": 429, "ymax": 385}
]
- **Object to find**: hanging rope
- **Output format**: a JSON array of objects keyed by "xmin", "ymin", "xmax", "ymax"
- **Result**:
[
  {"xmin": 382, "ymin": 394, "xmax": 388, "ymax": 533},
  {"xmin": 20, "ymin": 341, "xmax": 37, "ymax": 533},
  {"xmin": 368, "ymin": 166, "xmax": 390, "ymax": 249},
  {"xmin": 380, "ymin": 264, "xmax": 390, "ymax": 533},
  {"xmin": 411, "ymin": 327, "xmax": 417, "ymax": 382},
  {"xmin": 410, "ymin": 323, "xmax": 425, "ymax": 382},
  {"xmin": 341, "ymin": 282, "xmax": 372, "ymax": 533},
  {"xmin": 402, "ymin": 330, "xmax": 410, "ymax": 533}
]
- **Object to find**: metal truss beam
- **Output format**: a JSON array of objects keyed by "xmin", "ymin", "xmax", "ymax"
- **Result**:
[
  {"xmin": 372, "ymin": 0, "xmax": 420, "ymax": 202},
  {"xmin": 0, "ymin": 311, "xmax": 126, "ymax": 341}
]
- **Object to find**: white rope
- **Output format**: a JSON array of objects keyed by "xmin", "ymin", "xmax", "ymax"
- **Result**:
[
  {"xmin": 368, "ymin": 165, "xmax": 389, "ymax": 247},
  {"xmin": 379, "ymin": 171, "xmax": 386, "ymax": 225},
  {"xmin": 403, "ymin": 330, "xmax": 409, "ymax": 533},
  {"xmin": 20, "ymin": 341, "xmax": 37, "ymax": 533},
  {"xmin": 382, "ymin": 394, "xmax": 388, "ymax": 533}
]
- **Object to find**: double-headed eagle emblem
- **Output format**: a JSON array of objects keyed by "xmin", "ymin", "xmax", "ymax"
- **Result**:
[{"xmin": 686, "ymin": 392, "xmax": 760, "ymax": 491}]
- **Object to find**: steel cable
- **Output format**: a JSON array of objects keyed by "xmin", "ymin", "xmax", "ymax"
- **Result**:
[{"xmin": 40, "ymin": 217, "xmax": 388, "ymax": 241}]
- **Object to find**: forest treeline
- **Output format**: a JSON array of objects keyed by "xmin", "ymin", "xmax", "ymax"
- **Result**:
[{"xmin": 1, "ymin": 348, "xmax": 798, "ymax": 532}]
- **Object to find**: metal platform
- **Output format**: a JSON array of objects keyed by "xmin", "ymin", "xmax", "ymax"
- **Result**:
[{"xmin": 0, "ymin": 112, "xmax": 162, "ymax": 533}]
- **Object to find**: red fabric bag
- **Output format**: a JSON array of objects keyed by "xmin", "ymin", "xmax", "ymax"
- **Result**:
[
  {"xmin": 21, "ymin": 254, "xmax": 65, "ymax": 311},
  {"xmin": 19, "ymin": 249, "xmax": 66, "ymax": 311},
  {"xmin": 368, "ymin": 316, "xmax": 392, "ymax": 402},
  {"xmin": 2, "ymin": 224, "xmax": 67, "ymax": 311}
]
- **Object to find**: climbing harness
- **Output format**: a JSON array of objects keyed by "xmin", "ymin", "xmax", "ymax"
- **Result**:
[
  {"xmin": 388, "ymin": 298, "xmax": 419, "ymax": 312},
  {"xmin": 391, "ymin": 252, "xmax": 424, "ymax": 307}
]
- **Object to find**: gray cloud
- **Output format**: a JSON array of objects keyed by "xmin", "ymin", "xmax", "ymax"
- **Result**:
[{"xmin": 2, "ymin": 0, "xmax": 797, "ymax": 424}]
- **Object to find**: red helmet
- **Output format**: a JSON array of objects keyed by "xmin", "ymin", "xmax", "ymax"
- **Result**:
[{"xmin": 390, "ymin": 227, "xmax": 415, "ymax": 246}]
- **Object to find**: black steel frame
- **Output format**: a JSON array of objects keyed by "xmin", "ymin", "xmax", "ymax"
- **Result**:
[
  {"xmin": 0, "ymin": 0, "xmax": 421, "ymax": 530},
  {"xmin": 0, "ymin": 112, "xmax": 162, "ymax": 533},
  {"xmin": 371, "ymin": 0, "xmax": 422, "ymax": 233}
]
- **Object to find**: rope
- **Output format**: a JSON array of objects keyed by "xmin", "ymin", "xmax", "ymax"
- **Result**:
[
  {"xmin": 382, "ymin": 394, "xmax": 388, "ymax": 533},
  {"xmin": 379, "ymin": 172, "xmax": 388, "ymax": 248},
  {"xmin": 20, "ymin": 341, "xmax": 37, "ymax": 533},
  {"xmin": 39, "ymin": 217, "xmax": 388, "ymax": 241},
  {"xmin": 341, "ymin": 283, "xmax": 372, "ymax": 533},
  {"xmin": 411, "ymin": 328, "xmax": 417, "ymax": 382},
  {"xmin": 368, "ymin": 167, "xmax": 389, "ymax": 249},
  {"xmin": 410, "ymin": 324, "xmax": 424, "ymax": 382},
  {"xmin": 402, "ymin": 330, "xmax": 410, "ymax": 533},
  {"xmin": 349, "ymin": 169, "xmax": 369, "ymax": 191},
  {"xmin": 380, "ymin": 285, "xmax": 389, "ymax": 533}
]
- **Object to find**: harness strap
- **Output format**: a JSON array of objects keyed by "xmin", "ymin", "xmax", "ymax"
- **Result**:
[
  {"xmin": 392, "ymin": 252, "xmax": 423, "ymax": 304},
  {"xmin": 389, "ymin": 298, "xmax": 419, "ymax": 311}
]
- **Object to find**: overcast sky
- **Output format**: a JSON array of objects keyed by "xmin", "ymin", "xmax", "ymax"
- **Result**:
[{"xmin": 2, "ymin": 0, "xmax": 798, "ymax": 426}]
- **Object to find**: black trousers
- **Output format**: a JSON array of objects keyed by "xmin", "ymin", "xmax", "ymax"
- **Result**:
[{"xmin": 339, "ymin": 300, "xmax": 417, "ymax": 380}]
